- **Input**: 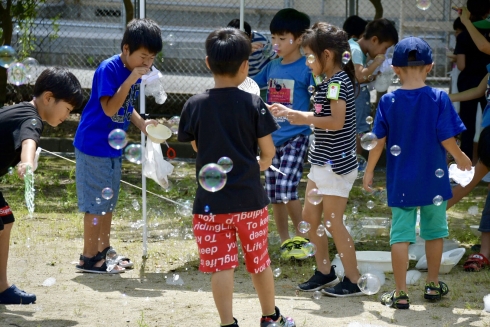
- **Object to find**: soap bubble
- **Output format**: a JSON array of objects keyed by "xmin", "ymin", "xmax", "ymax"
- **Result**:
[
  {"xmin": 273, "ymin": 268, "xmax": 282, "ymax": 277},
  {"xmin": 168, "ymin": 34, "xmax": 175, "ymax": 46},
  {"xmin": 316, "ymin": 224, "xmax": 325, "ymax": 236},
  {"xmin": 101, "ymin": 187, "xmax": 114, "ymax": 200},
  {"xmin": 391, "ymin": 98, "xmax": 395, "ymax": 103},
  {"xmin": 22, "ymin": 57, "xmax": 39, "ymax": 82},
  {"xmin": 308, "ymin": 85, "xmax": 315, "ymax": 93},
  {"xmin": 390, "ymin": 145, "xmax": 401, "ymax": 156},
  {"xmin": 352, "ymin": 206, "xmax": 358, "ymax": 214},
  {"xmin": 304, "ymin": 242, "xmax": 317, "ymax": 256},
  {"xmin": 468, "ymin": 206, "xmax": 478, "ymax": 215},
  {"xmin": 0, "ymin": 45, "xmax": 16, "ymax": 68},
  {"xmin": 132, "ymin": 199, "xmax": 140, "ymax": 211},
  {"xmin": 306, "ymin": 54, "xmax": 315, "ymax": 64},
  {"xmin": 13, "ymin": 25, "xmax": 20, "ymax": 34},
  {"xmin": 435, "ymin": 168, "xmax": 444, "ymax": 178},
  {"xmin": 307, "ymin": 188, "xmax": 323, "ymax": 205},
  {"xmin": 95, "ymin": 197, "xmax": 101, "ymax": 205},
  {"xmin": 360, "ymin": 132, "xmax": 378, "ymax": 150},
  {"xmin": 298, "ymin": 221, "xmax": 311, "ymax": 233},
  {"xmin": 124, "ymin": 144, "xmax": 142, "ymax": 164},
  {"xmin": 313, "ymin": 291, "xmax": 322, "ymax": 300},
  {"xmin": 282, "ymin": 197, "xmax": 289, "ymax": 204},
  {"xmin": 92, "ymin": 217, "xmax": 98, "ymax": 225},
  {"xmin": 325, "ymin": 220, "xmax": 332, "ymax": 228},
  {"xmin": 217, "ymin": 157, "xmax": 233, "ymax": 173},
  {"xmin": 416, "ymin": 0, "xmax": 431, "ymax": 10},
  {"xmin": 433, "ymin": 195, "xmax": 443, "ymax": 206},
  {"xmin": 357, "ymin": 273, "xmax": 381, "ymax": 295},
  {"xmin": 367, "ymin": 200, "xmax": 374, "ymax": 209},
  {"xmin": 357, "ymin": 155, "xmax": 367, "ymax": 171},
  {"xmin": 331, "ymin": 213, "xmax": 335, "ymax": 219},
  {"xmin": 108, "ymin": 129, "xmax": 128, "ymax": 150},
  {"xmin": 7, "ymin": 62, "xmax": 27, "ymax": 85},
  {"xmin": 272, "ymin": 44, "xmax": 279, "ymax": 53},
  {"xmin": 261, "ymin": 108, "xmax": 266, "ymax": 114},
  {"xmin": 168, "ymin": 116, "xmax": 180, "ymax": 135},
  {"xmin": 365, "ymin": 116, "xmax": 373, "ymax": 125},
  {"xmin": 391, "ymin": 75, "xmax": 400, "ymax": 84},
  {"xmin": 204, "ymin": 205, "xmax": 210, "ymax": 213},
  {"xmin": 341, "ymin": 51, "xmax": 351, "ymax": 65},
  {"xmin": 198, "ymin": 163, "xmax": 227, "ymax": 192},
  {"xmin": 31, "ymin": 119, "xmax": 37, "ymax": 126}
]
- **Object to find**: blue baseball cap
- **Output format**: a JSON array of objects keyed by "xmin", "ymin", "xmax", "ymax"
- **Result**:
[{"xmin": 392, "ymin": 36, "xmax": 433, "ymax": 67}]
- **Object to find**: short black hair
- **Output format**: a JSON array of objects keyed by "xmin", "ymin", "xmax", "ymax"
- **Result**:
[
  {"xmin": 453, "ymin": 17, "xmax": 466, "ymax": 32},
  {"xmin": 270, "ymin": 8, "xmax": 310, "ymax": 39},
  {"xmin": 227, "ymin": 19, "xmax": 252, "ymax": 38},
  {"xmin": 479, "ymin": 126, "xmax": 490, "ymax": 168},
  {"xmin": 468, "ymin": 0, "xmax": 490, "ymax": 21},
  {"xmin": 33, "ymin": 67, "xmax": 83, "ymax": 109},
  {"xmin": 121, "ymin": 18, "xmax": 163, "ymax": 54},
  {"xmin": 363, "ymin": 18, "xmax": 398, "ymax": 44},
  {"xmin": 343, "ymin": 15, "xmax": 368, "ymax": 39},
  {"xmin": 205, "ymin": 28, "xmax": 251, "ymax": 76}
]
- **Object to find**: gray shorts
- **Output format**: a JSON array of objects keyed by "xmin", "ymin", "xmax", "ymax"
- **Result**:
[
  {"xmin": 479, "ymin": 190, "xmax": 490, "ymax": 232},
  {"xmin": 75, "ymin": 148, "xmax": 122, "ymax": 215},
  {"xmin": 355, "ymin": 86, "xmax": 372, "ymax": 134}
]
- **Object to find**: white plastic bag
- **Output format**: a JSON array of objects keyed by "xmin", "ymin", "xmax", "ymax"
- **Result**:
[{"xmin": 142, "ymin": 139, "xmax": 173, "ymax": 188}]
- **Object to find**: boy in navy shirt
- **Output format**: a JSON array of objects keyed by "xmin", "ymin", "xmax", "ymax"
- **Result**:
[
  {"xmin": 363, "ymin": 37, "xmax": 471, "ymax": 309},
  {"xmin": 74, "ymin": 19, "xmax": 162, "ymax": 273}
]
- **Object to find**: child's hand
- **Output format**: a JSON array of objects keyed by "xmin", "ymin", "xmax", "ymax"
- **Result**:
[
  {"xmin": 17, "ymin": 162, "xmax": 33, "ymax": 179},
  {"xmin": 251, "ymin": 42, "xmax": 264, "ymax": 52},
  {"xmin": 141, "ymin": 119, "xmax": 158, "ymax": 135},
  {"xmin": 374, "ymin": 54, "xmax": 385, "ymax": 64},
  {"xmin": 362, "ymin": 171, "xmax": 374, "ymax": 193},
  {"xmin": 454, "ymin": 152, "xmax": 472, "ymax": 171},
  {"xmin": 129, "ymin": 66, "xmax": 151, "ymax": 84},
  {"xmin": 269, "ymin": 103, "xmax": 290, "ymax": 117},
  {"xmin": 257, "ymin": 156, "xmax": 272, "ymax": 171},
  {"xmin": 459, "ymin": 7, "xmax": 470, "ymax": 25},
  {"xmin": 285, "ymin": 110, "xmax": 308, "ymax": 125}
]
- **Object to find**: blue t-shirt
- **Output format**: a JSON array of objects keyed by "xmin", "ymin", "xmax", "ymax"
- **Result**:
[
  {"xmin": 74, "ymin": 54, "xmax": 139, "ymax": 157},
  {"xmin": 253, "ymin": 56, "xmax": 314, "ymax": 146},
  {"xmin": 373, "ymin": 86, "xmax": 466, "ymax": 207}
]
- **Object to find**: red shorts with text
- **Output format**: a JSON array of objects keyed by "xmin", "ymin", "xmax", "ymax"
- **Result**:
[{"xmin": 193, "ymin": 207, "xmax": 271, "ymax": 274}]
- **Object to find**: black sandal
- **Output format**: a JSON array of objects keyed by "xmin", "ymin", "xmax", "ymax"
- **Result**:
[
  {"xmin": 75, "ymin": 254, "xmax": 125, "ymax": 274},
  {"xmin": 424, "ymin": 281, "xmax": 449, "ymax": 301},
  {"xmin": 381, "ymin": 290, "xmax": 410, "ymax": 309}
]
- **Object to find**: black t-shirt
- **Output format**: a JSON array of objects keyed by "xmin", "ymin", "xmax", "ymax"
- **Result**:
[
  {"xmin": 455, "ymin": 28, "xmax": 490, "ymax": 89},
  {"xmin": 178, "ymin": 87, "xmax": 278, "ymax": 214},
  {"xmin": 0, "ymin": 102, "xmax": 43, "ymax": 177}
]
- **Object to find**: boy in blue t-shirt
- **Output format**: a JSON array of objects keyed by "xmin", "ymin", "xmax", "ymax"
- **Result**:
[
  {"xmin": 73, "ymin": 19, "xmax": 162, "ymax": 273},
  {"xmin": 363, "ymin": 37, "xmax": 472, "ymax": 309},
  {"xmin": 252, "ymin": 8, "xmax": 313, "ymax": 259}
]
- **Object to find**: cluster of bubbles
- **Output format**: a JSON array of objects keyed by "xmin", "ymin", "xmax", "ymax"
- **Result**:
[
  {"xmin": 0, "ymin": 45, "xmax": 40, "ymax": 86},
  {"xmin": 416, "ymin": 0, "xmax": 431, "ymax": 10},
  {"xmin": 198, "ymin": 156, "xmax": 234, "ymax": 192}
]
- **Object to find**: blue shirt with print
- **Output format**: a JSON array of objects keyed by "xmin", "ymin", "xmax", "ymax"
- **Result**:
[{"xmin": 74, "ymin": 55, "xmax": 139, "ymax": 157}]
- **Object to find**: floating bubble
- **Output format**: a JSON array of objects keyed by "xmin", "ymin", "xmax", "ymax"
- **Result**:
[
  {"xmin": 95, "ymin": 197, "xmax": 101, "ymax": 205},
  {"xmin": 168, "ymin": 116, "xmax": 180, "ymax": 135},
  {"xmin": 357, "ymin": 155, "xmax": 367, "ymax": 171},
  {"xmin": 360, "ymin": 132, "xmax": 378, "ymax": 150},
  {"xmin": 22, "ymin": 57, "xmax": 40, "ymax": 82},
  {"xmin": 313, "ymin": 291, "xmax": 322, "ymax": 300},
  {"xmin": 325, "ymin": 220, "xmax": 332, "ymax": 228},
  {"xmin": 102, "ymin": 211, "xmax": 106, "ymax": 215},
  {"xmin": 204, "ymin": 205, "xmax": 210, "ymax": 213},
  {"xmin": 8, "ymin": 167, "xmax": 13, "ymax": 175},
  {"xmin": 31, "ymin": 118, "xmax": 37, "ymax": 126},
  {"xmin": 272, "ymin": 44, "xmax": 279, "ymax": 53},
  {"xmin": 298, "ymin": 221, "xmax": 311, "ymax": 233},
  {"xmin": 308, "ymin": 85, "xmax": 315, "ymax": 93},
  {"xmin": 435, "ymin": 168, "xmax": 444, "ymax": 178},
  {"xmin": 352, "ymin": 206, "xmax": 358, "ymax": 214},
  {"xmin": 168, "ymin": 34, "xmax": 175, "ymax": 46},
  {"xmin": 391, "ymin": 75, "xmax": 400, "ymax": 84},
  {"xmin": 273, "ymin": 267, "xmax": 282, "ymax": 277},
  {"xmin": 316, "ymin": 224, "xmax": 325, "ymax": 237},
  {"xmin": 101, "ymin": 187, "xmax": 113, "ymax": 200},
  {"xmin": 304, "ymin": 242, "xmax": 317, "ymax": 256},
  {"xmin": 433, "ymin": 195, "xmax": 443, "ymax": 206},
  {"xmin": 416, "ymin": 0, "xmax": 431, "ymax": 10},
  {"xmin": 391, "ymin": 98, "xmax": 395, "ymax": 103},
  {"xmin": 341, "ymin": 51, "xmax": 351, "ymax": 65},
  {"xmin": 306, "ymin": 54, "xmax": 315, "ymax": 64},
  {"xmin": 282, "ymin": 196, "xmax": 289, "ymax": 204},
  {"xmin": 365, "ymin": 116, "xmax": 373, "ymax": 125},
  {"xmin": 357, "ymin": 273, "xmax": 381, "ymax": 295},
  {"xmin": 132, "ymin": 199, "xmax": 140, "ymax": 211},
  {"xmin": 0, "ymin": 45, "xmax": 16, "ymax": 68},
  {"xmin": 367, "ymin": 200, "xmax": 374, "ymax": 209},
  {"xmin": 468, "ymin": 205, "xmax": 478, "ymax": 216},
  {"xmin": 261, "ymin": 108, "xmax": 266, "ymax": 115},
  {"xmin": 105, "ymin": 248, "xmax": 118, "ymax": 272},
  {"xmin": 124, "ymin": 144, "xmax": 142, "ymax": 164},
  {"xmin": 390, "ymin": 145, "xmax": 401, "ymax": 156},
  {"xmin": 198, "ymin": 163, "xmax": 227, "ymax": 192},
  {"xmin": 340, "ymin": 253, "xmax": 344, "ymax": 258},
  {"xmin": 108, "ymin": 129, "xmax": 128, "ymax": 150},
  {"xmin": 217, "ymin": 157, "xmax": 233, "ymax": 173},
  {"xmin": 307, "ymin": 188, "xmax": 323, "ymax": 205},
  {"xmin": 331, "ymin": 213, "xmax": 335, "ymax": 219},
  {"xmin": 92, "ymin": 217, "xmax": 98, "ymax": 225},
  {"xmin": 7, "ymin": 62, "xmax": 27, "ymax": 86},
  {"xmin": 323, "ymin": 259, "xmax": 328, "ymax": 264}
]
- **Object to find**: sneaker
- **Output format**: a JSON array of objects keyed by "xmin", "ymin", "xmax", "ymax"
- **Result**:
[
  {"xmin": 321, "ymin": 276, "xmax": 364, "ymax": 297},
  {"xmin": 260, "ymin": 306, "xmax": 296, "ymax": 327},
  {"xmin": 0, "ymin": 285, "xmax": 36, "ymax": 304},
  {"xmin": 221, "ymin": 317, "xmax": 239, "ymax": 327},
  {"xmin": 297, "ymin": 266, "xmax": 339, "ymax": 291},
  {"xmin": 424, "ymin": 281, "xmax": 449, "ymax": 301},
  {"xmin": 280, "ymin": 236, "xmax": 309, "ymax": 260}
]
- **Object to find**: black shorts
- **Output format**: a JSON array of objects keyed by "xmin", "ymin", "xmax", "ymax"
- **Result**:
[{"xmin": 0, "ymin": 191, "xmax": 15, "ymax": 231}]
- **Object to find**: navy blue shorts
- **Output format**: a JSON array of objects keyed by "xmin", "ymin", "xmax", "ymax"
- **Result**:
[
  {"xmin": 479, "ymin": 190, "xmax": 490, "ymax": 232},
  {"xmin": 0, "ymin": 191, "xmax": 15, "ymax": 231}
]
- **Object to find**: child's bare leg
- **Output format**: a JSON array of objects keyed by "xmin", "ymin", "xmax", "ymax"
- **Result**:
[
  {"xmin": 212, "ymin": 269, "xmax": 235, "ymax": 325},
  {"xmin": 425, "ymin": 238, "xmax": 443, "ymax": 293},
  {"xmin": 250, "ymin": 267, "xmax": 276, "ymax": 316},
  {"xmin": 325, "ymin": 195, "xmax": 359, "ymax": 282},
  {"xmin": 97, "ymin": 212, "xmax": 112, "ymax": 252},
  {"xmin": 272, "ymin": 203, "xmax": 290, "ymax": 243},
  {"xmin": 391, "ymin": 242, "xmax": 409, "ymax": 303},
  {"xmin": 0, "ymin": 223, "xmax": 12, "ymax": 292},
  {"xmin": 481, "ymin": 232, "xmax": 490, "ymax": 259},
  {"xmin": 81, "ymin": 213, "xmax": 101, "ymax": 265},
  {"xmin": 286, "ymin": 200, "xmax": 307, "ymax": 238}
]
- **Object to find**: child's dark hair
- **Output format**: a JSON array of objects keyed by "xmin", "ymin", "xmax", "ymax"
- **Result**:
[
  {"xmin": 227, "ymin": 19, "xmax": 252, "ymax": 38},
  {"xmin": 467, "ymin": 0, "xmax": 490, "ymax": 21},
  {"xmin": 270, "ymin": 8, "xmax": 310, "ymax": 39},
  {"xmin": 33, "ymin": 67, "xmax": 83, "ymax": 109},
  {"xmin": 302, "ymin": 22, "xmax": 358, "ymax": 94},
  {"xmin": 453, "ymin": 17, "xmax": 466, "ymax": 32},
  {"xmin": 121, "ymin": 18, "xmax": 163, "ymax": 54},
  {"xmin": 343, "ymin": 15, "xmax": 368, "ymax": 39},
  {"xmin": 363, "ymin": 18, "xmax": 398, "ymax": 44},
  {"xmin": 479, "ymin": 126, "xmax": 490, "ymax": 168},
  {"xmin": 205, "ymin": 28, "xmax": 251, "ymax": 76}
]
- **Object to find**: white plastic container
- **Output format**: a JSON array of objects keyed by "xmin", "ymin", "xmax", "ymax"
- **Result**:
[
  {"xmin": 408, "ymin": 237, "xmax": 461, "ymax": 261},
  {"xmin": 415, "ymin": 248, "xmax": 466, "ymax": 274},
  {"xmin": 333, "ymin": 251, "xmax": 416, "ymax": 273},
  {"xmin": 146, "ymin": 124, "xmax": 172, "ymax": 143}
]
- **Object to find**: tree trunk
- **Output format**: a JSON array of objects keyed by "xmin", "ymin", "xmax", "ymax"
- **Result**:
[
  {"xmin": 123, "ymin": 0, "xmax": 134, "ymax": 25},
  {"xmin": 369, "ymin": 0, "xmax": 384, "ymax": 19}
]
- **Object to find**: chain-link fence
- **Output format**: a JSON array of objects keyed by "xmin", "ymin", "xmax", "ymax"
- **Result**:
[{"xmin": 9, "ymin": 0, "xmax": 465, "ymax": 115}]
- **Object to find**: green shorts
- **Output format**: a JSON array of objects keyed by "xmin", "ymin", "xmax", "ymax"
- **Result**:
[{"xmin": 390, "ymin": 201, "xmax": 449, "ymax": 245}]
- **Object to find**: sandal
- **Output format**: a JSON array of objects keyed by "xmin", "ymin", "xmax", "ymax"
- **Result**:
[
  {"xmin": 75, "ymin": 254, "xmax": 125, "ymax": 274},
  {"xmin": 380, "ymin": 290, "xmax": 410, "ymax": 309},
  {"xmin": 100, "ymin": 246, "xmax": 134, "ymax": 269},
  {"xmin": 463, "ymin": 253, "xmax": 489, "ymax": 272},
  {"xmin": 424, "ymin": 281, "xmax": 449, "ymax": 301}
]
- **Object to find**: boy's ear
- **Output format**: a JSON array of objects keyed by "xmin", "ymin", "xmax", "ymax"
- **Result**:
[
  {"xmin": 41, "ymin": 91, "xmax": 54, "ymax": 105},
  {"xmin": 425, "ymin": 63, "xmax": 434, "ymax": 74},
  {"xmin": 392, "ymin": 66, "xmax": 401, "ymax": 75},
  {"xmin": 240, "ymin": 60, "xmax": 249, "ymax": 74},
  {"xmin": 204, "ymin": 56, "xmax": 211, "ymax": 70},
  {"xmin": 122, "ymin": 44, "xmax": 129, "ymax": 55},
  {"xmin": 370, "ymin": 36, "xmax": 379, "ymax": 44}
]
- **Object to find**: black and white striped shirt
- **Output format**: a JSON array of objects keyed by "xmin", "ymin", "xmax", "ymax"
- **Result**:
[{"xmin": 308, "ymin": 71, "xmax": 358, "ymax": 175}]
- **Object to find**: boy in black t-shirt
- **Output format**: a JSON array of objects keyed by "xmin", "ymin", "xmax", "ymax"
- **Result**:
[
  {"xmin": 178, "ymin": 28, "xmax": 294, "ymax": 327},
  {"xmin": 0, "ymin": 67, "xmax": 83, "ymax": 304}
]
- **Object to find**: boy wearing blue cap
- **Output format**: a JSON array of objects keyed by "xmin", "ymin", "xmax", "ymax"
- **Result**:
[{"xmin": 363, "ymin": 37, "xmax": 472, "ymax": 309}]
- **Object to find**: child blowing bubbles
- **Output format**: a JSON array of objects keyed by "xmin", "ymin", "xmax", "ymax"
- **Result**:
[
  {"xmin": 271, "ymin": 23, "xmax": 364, "ymax": 297},
  {"xmin": 363, "ymin": 37, "xmax": 471, "ymax": 309}
]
